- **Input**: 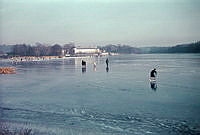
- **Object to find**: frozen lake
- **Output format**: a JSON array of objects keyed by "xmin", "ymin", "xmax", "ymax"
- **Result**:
[{"xmin": 0, "ymin": 54, "xmax": 200, "ymax": 135}]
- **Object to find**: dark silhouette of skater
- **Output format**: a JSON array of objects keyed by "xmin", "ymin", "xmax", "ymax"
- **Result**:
[
  {"xmin": 106, "ymin": 58, "xmax": 109, "ymax": 67},
  {"xmin": 82, "ymin": 60, "xmax": 86, "ymax": 67},
  {"xmin": 150, "ymin": 68, "xmax": 157, "ymax": 78},
  {"xmin": 81, "ymin": 60, "xmax": 86, "ymax": 73}
]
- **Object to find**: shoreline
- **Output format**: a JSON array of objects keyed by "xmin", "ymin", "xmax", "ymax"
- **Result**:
[{"xmin": 0, "ymin": 55, "xmax": 108, "ymax": 62}]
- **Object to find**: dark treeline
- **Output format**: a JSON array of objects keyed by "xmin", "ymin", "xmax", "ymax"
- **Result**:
[
  {"xmin": 167, "ymin": 41, "xmax": 200, "ymax": 53},
  {"xmin": 0, "ymin": 41, "xmax": 200, "ymax": 56},
  {"xmin": 11, "ymin": 44, "xmax": 62, "ymax": 56},
  {"xmin": 140, "ymin": 41, "xmax": 200, "ymax": 53},
  {"xmin": 0, "ymin": 43, "xmax": 75, "ymax": 56},
  {"xmin": 98, "ymin": 44, "xmax": 141, "ymax": 54},
  {"xmin": 99, "ymin": 41, "xmax": 200, "ymax": 54},
  {"xmin": 0, "ymin": 45, "xmax": 13, "ymax": 54}
]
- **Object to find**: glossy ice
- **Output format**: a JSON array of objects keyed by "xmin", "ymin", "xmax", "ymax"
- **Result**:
[{"xmin": 0, "ymin": 54, "xmax": 200, "ymax": 135}]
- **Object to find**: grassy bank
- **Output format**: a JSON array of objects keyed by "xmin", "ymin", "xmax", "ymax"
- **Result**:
[{"xmin": 0, "ymin": 124, "xmax": 33, "ymax": 135}]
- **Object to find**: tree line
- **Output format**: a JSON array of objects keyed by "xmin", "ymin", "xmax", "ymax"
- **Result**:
[
  {"xmin": 140, "ymin": 41, "xmax": 200, "ymax": 53},
  {"xmin": 1, "ymin": 41, "xmax": 200, "ymax": 57},
  {"xmin": 98, "ymin": 44, "xmax": 141, "ymax": 54},
  {"xmin": 98, "ymin": 41, "xmax": 200, "ymax": 54},
  {"xmin": 12, "ymin": 44, "xmax": 62, "ymax": 56},
  {"xmin": 0, "ymin": 43, "xmax": 75, "ymax": 57}
]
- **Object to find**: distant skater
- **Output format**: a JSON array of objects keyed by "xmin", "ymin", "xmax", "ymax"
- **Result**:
[
  {"xmin": 150, "ymin": 68, "xmax": 157, "ymax": 78},
  {"xmin": 93, "ymin": 62, "xmax": 97, "ymax": 72},
  {"xmin": 106, "ymin": 58, "xmax": 109, "ymax": 67},
  {"xmin": 93, "ymin": 62, "xmax": 96, "ymax": 68},
  {"xmin": 82, "ymin": 60, "xmax": 86, "ymax": 67},
  {"xmin": 81, "ymin": 60, "xmax": 86, "ymax": 73}
]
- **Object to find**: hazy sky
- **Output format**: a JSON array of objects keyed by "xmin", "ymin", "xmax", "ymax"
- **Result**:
[{"xmin": 0, "ymin": 0, "xmax": 200, "ymax": 46}]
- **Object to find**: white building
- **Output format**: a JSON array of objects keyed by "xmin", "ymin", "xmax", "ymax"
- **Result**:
[{"xmin": 73, "ymin": 47, "xmax": 100, "ymax": 54}]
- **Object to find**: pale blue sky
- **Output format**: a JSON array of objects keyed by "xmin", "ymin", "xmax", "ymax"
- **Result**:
[{"xmin": 0, "ymin": 0, "xmax": 200, "ymax": 46}]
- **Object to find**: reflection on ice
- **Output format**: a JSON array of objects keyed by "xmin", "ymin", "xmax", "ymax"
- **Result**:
[
  {"xmin": 82, "ymin": 67, "xmax": 86, "ymax": 73},
  {"xmin": 106, "ymin": 67, "xmax": 109, "ymax": 72},
  {"xmin": 150, "ymin": 81, "xmax": 157, "ymax": 91},
  {"xmin": 1, "ymin": 54, "xmax": 200, "ymax": 135},
  {"xmin": 1, "ymin": 106, "xmax": 199, "ymax": 135}
]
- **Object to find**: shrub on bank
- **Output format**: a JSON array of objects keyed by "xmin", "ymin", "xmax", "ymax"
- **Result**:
[{"xmin": 0, "ymin": 124, "xmax": 33, "ymax": 135}]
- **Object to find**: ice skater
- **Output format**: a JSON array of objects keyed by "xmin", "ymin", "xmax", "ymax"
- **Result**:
[
  {"xmin": 93, "ymin": 62, "xmax": 97, "ymax": 72},
  {"xmin": 81, "ymin": 60, "xmax": 86, "ymax": 73},
  {"xmin": 82, "ymin": 60, "xmax": 86, "ymax": 67},
  {"xmin": 106, "ymin": 58, "xmax": 109, "ymax": 68},
  {"xmin": 150, "ymin": 68, "xmax": 157, "ymax": 78},
  {"xmin": 93, "ymin": 62, "xmax": 96, "ymax": 68},
  {"xmin": 150, "ymin": 68, "xmax": 157, "ymax": 82}
]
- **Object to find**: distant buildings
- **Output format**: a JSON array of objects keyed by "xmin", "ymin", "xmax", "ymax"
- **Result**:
[
  {"xmin": 61, "ymin": 46, "xmax": 100, "ymax": 56},
  {"xmin": 73, "ymin": 47, "xmax": 100, "ymax": 54},
  {"xmin": 0, "ymin": 43, "xmax": 110, "ymax": 58},
  {"xmin": 62, "ymin": 47, "xmax": 109, "ymax": 57}
]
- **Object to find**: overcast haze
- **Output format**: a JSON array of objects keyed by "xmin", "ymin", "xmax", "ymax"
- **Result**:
[{"xmin": 0, "ymin": 0, "xmax": 200, "ymax": 47}]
